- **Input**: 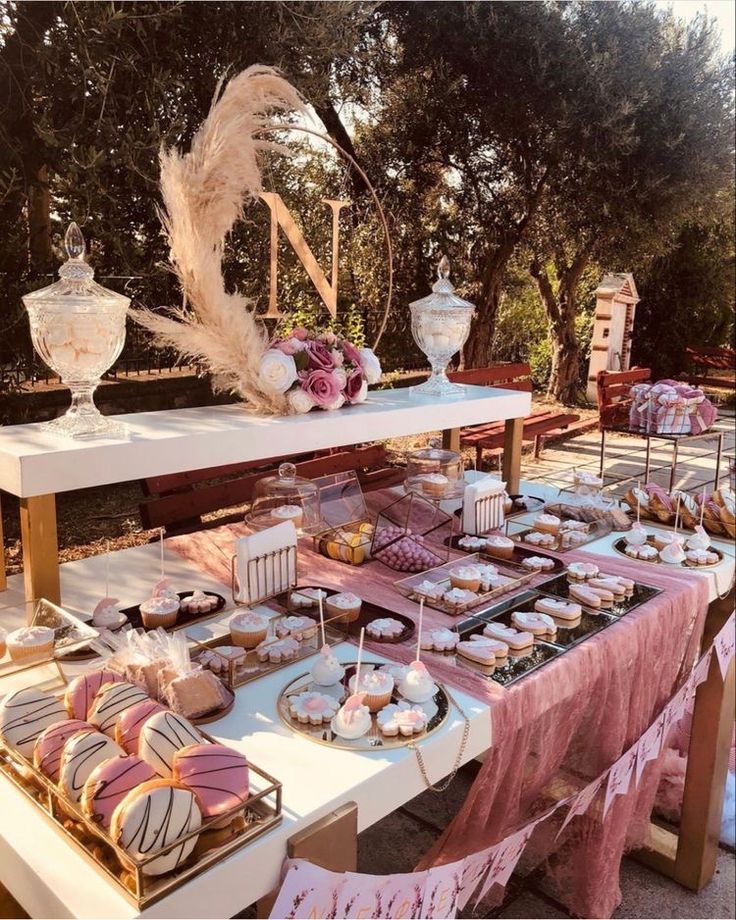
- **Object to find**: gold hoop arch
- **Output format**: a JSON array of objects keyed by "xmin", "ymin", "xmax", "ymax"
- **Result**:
[{"xmin": 258, "ymin": 122, "xmax": 393, "ymax": 352}]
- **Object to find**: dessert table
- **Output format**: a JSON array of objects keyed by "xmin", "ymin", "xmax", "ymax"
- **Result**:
[{"xmin": 0, "ymin": 385, "xmax": 531, "ymax": 604}]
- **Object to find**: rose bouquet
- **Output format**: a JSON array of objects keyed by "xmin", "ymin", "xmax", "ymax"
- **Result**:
[{"xmin": 259, "ymin": 328, "xmax": 383, "ymax": 414}]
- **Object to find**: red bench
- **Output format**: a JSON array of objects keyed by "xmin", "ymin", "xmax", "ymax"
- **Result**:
[
  {"xmin": 686, "ymin": 346, "xmax": 736, "ymax": 391},
  {"xmin": 447, "ymin": 364, "xmax": 580, "ymax": 481},
  {"xmin": 139, "ymin": 444, "xmax": 404, "ymax": 536}
]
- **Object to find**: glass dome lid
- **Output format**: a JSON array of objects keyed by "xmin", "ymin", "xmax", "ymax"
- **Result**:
[
  {"xmin": 246, "ymin": 462, "xmax": 321, "ymax": 535},
  {"xmin": 409, "ymin": 255, "xmax": 475, "ymax": 313}
]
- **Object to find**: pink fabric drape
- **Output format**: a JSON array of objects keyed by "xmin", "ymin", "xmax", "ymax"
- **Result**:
[{"xmin": 168, "ymin": 494, "xmax": 709, "ymax": 918}]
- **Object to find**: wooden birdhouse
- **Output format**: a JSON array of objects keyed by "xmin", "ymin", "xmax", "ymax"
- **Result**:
[{"xmin": 586, "ymin": 273, "xmax": 640, "ymax": 403}]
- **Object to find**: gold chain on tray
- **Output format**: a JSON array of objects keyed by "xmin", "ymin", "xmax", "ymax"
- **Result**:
[{"xmin": 409, "ymin": 688, "xmax": 471, "ymax": 792}]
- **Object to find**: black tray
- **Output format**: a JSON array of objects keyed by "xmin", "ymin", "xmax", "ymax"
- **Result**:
[
  {"xmin": 121, "ymin": 590, "xmax": 227, "ymax": 632},
  {"xmin": 446, "ymin": 535, "xmax": 565, "ymax": 575},
  {"xmin": 534, "ymin": 572, "xmax": 661, "ymax": 617}
]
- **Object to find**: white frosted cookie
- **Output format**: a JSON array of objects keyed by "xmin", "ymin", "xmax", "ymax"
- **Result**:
[
  {"xmin": 274, "ymin": 615, "xmax": 318, "ymax": 641},
  {"xmin": 568, "ymin": 584, "xmax": 602, "ymax": 608},
  {"xmin": 139, "ymin": 710, "xmax": 204, "ymax": 778},
  {"xmin": 458, "ymin": 535, "xmax": 487, "ymax": 551},
  {"xmin": 511, "ymin": 611, "xmax": 557, "ymax": 638},
  {"xmin": 0, "ymin": 688, "xmax": 68, "ymax": 758},
  {"xmin": 199, "ymin": 645, "xmax": 247, "ymax": 674},
  {"xmin": 523, "ymin": 531, "xmax": 556, "ymax": 547},
  {"xmin": 566, "ymin": 562, "xmax": 599, "ymax": 581},
  {"xmin": 366, "ymin": 618, "xmax": 405, "ymax": 640},
  {"xmin": 522, "ymin": 556, "xmax": 555, "ymax": 571},
  {"xmin": 534, "ymin": 598, "xmax": 582, "ymax": 621},
  {"xmin": 626, "ymin": 544, "xmax": 658, "ymax": 560},
  {"xmin": 255, "ymin": 637, "xmax": 300, "ymax": 663},
  {"xmin": 456, "ymin": 634, "xmax": 509, "ymax": 665},
  {"xmin": 377, "ymin": 701, "xmax": 427, "ymax": 737},
  {"xmin": 59, "ymin": 730, "xmax": 123, "ymax": 802},
  {"xmin": 420, "ymin": 627, "xmax": 459, "ymax": 652},
  {"xmin": 88, "ymin": 682, "xmax": 149, "ymax": 737},
  {"xmin": 111, "ymin": 779, "xmax": 202, "ymax": 876},
  {"xmin": 482, "ymin": 622, "xmax": 533, "ymax": 650},
  {"xmin": 288, "ymin": 692, "xmax": 340, "ymax": 725},
  {"xmin": 585, "ymin": 585, "xmax": 614, "ymax": 605},
  {"xmin": 588, "ymin": 577, "xmax": 627, "ymax": 597},
  {"xmin": 414, "ymin": 580, "xmax": 445, "ymax": 601},
  {"xmin": 443, "ymin": 587, "xmax": 479, "ymax": 611}
]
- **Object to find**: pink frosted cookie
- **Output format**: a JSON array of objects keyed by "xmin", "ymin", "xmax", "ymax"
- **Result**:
[
  {"xmin": 521, "ymin": 556, "xmax": 555, "ymax": 572},
  {"xmin": 287, "ymin": 691, "xmax": 340, "ymax": 725},
  {"xmin": 173, "ymin": 742, "xmax": 249, "ymax": 819},
  {"xmin": 115, "ymin": 700, "xmax": 166, "ymax": 755},
  {"xmin": 255, "ymin": 637, "xmax": 300, "ymax": 663},
  {"xmin": 82, "ymin": 755, "xmax": 156, "ymax": 829},
  {"xmin": 482, "ymin": 622, "xmax": 533, "ymax": 650},
  {"xmin": 584, "ymin": 584, "xmax": 614, "ymax": 605},
  {"xmin": 685, "ymin": 549, "xmax": 720, "ymax": 566},
  {"xmin": 366, "ymin": 618, "xmax": 405, "ymax": 640},
  {"xmin": 456, "ymin": 635, "xmax": 509, "ymax": 665},
  {"xmin": 588, "ymin": 577, "xmax": 627, "ymax": 597},
  {"xmin": 568, "ymin": 583, "xmax": 602, "ymax": 608},
  {"xmin": 413, "ymin": 580, "xmax": 445, "ymax": 601},
  {"xmin": 34, "ymin": 719, "xmax": 92, "ymax": 782},
  {"xmin": 566, "ymin": 562, "xmax": 599, "ymax": 582},
  {"xmin": 377, "ymin": 702, "xmax": 427, "ymax": 737},
  {"xmin": 511, "ymin": 611, "xmax": 557, "ymax": 638},
  {"xmin": 64, "ymin": 668, "xmax": 124, "ymax": 721},
  {"xmin": 625, "ymin": 544, "xmax": 658, "ymax": 561},
  {"xmin": 559, "ymin": 530, "xmax": 588, "ymax": 548},
  {"xmin": 534, "ymin": 598, "xmax": 582, "ymax": 621},
  {"xmin": 420, "ymin": 627, "xmax": 459, "ymax": 653},
  {"xmin": 274, "ymin": 615, "xmax": 318, "ymax": 642}
]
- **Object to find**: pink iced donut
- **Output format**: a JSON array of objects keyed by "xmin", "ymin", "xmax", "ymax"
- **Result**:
[
  {"xmin": 64, "ymin": 668, "xmax": 124, "ymax": 720},
  {"xmin": 82, "ymin": 755, "xmax": 156, "ymax": 829},
  {"xmin": 33, "ymin": 719, "xmax": 92, "ymax": 782},
  {"xmin": 115, "ymin": 700, "xmax": 166, "ymax": 755},
  {"xmin": 173, "ymin": 743, "xmax": 249, "ymax": 820}
]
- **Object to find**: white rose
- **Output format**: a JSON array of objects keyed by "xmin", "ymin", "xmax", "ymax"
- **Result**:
[
  {"xmin": 333, "ymin": 367, "xmax": 348, "ymax": 390},
  {"xmin": 259, "ymin": 349, "xmax": 297, "ymax": 393},
  {"xmin": 323, "ymin": 393, "xmax": 346, "ymax": 411},
  {"xmin": 331, "ymin": 348, "xmax": 345, "ymax": 367},
  {"xmin": 287, "ymin": 388, "xmax": 316, "ymax": 414},
  {"xmin": 351, "ymin": 379, "xmax": 368, "ymax": 404},
  {"xmin": 358, "ymin": 347, "xmax": 382, "ymax": 385}
]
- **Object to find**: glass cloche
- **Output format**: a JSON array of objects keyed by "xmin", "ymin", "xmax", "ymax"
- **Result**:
[
  {"xmin": 246, "ymin": 462, "xmax": 321, "ymax": 535},
  {"xmin": 409, "ymin": 255, "xmax": 476, "ymax": 399},
  {"xmin": 405, "ymin": 443, "xmax": 465, "ymax": 501},
  {"xmin": 23, "ymin": 223, "xmax": 130, "ymax": 439}
]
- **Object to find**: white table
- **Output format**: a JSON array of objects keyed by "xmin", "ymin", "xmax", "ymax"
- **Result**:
[
  {"xmin": 0, "ymin": 544, "xmax": 490, "ymax": 919},
  {"xmin": 0, "ymin": 386, "xmax": 531, "ymax": 603}
]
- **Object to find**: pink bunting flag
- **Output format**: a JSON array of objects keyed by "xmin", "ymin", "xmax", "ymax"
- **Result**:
[
  {"xmin": 603, "ymin": 746, "xmax": 638, "ymax": 819},
  {"xmin": 474, "ymin": 826, "xmax": 534, "ymax": 906},
  {"xmin": 635, "ymin": 712, "xmax": 666, "ymax": 787},
  {"xmin": 420, "ymin": 860, "xmax": 464, "ymax": 919},
  {"xmin": 692, "ymin": 648, "xmax": 713, "ymax": 688},
  {"xmin": 714, "ymin": 613, "xmax": 735, "ymax": 680},
  {"xmin": 456, "ymin": 846, "xmax": 495, "ymax": 911},
  {"xmin": 557, "ymin": 776, "xmax": 603, "ymax": 839}
]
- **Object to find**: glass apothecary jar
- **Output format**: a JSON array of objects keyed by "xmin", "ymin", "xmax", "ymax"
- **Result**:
[
  {"xmin": 245, "ymin": 462, "xmax": 321, "ymax": 535},
  {"xmin": 22, "ymin": 223, "xmax": 130, "ymax": 439},
  {"xmin": 405, "ymin": 444, "xmax": 465, "ymax": 501},
  {"xmin": 409, "ymin": 255, "xmax": 476, "ymax": 399}
]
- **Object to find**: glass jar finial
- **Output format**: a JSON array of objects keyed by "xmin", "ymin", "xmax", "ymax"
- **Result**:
[
  {"xmin": 438, "ymin": 255, "xmax": 450, "ymax": 280},
  {"xmin": 65, "ymin": 222, "xmax": 86, "ymax": 260}
]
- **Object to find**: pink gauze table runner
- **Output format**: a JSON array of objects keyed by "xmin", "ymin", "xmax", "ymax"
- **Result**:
[{"xmin": 168, "ymin": 494, "xmax": 709, "ymax": 918}]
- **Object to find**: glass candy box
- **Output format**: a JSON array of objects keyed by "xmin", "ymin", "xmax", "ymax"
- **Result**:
[
  {"xmin": 371, "ymin": 491, "xmax": 452, "ymax": 573},
  {"xmin": 245, "ymin": 462, "xmax": 321, "ymax": 535},
  {"xmin": 409, "ymin": 255, "xmax": 476, "ymax": 399},
  {"xmin": 312, "ymin": 471, "xmax": 374, "ymax": 566},
  {"xmin": 23, "ymin": 223, "xmax": 130, "ymax": 439}
]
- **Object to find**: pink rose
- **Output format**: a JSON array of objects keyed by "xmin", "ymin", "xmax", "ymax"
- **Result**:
[
  {"xmin": 307, "ymin": 340, "xmax": 335, "ymax": 371},
  {"xmin": 276, "ymin": 337, "xmax": 304, "ymax": 356},
  {"xmin": 341, "ymin": 340, "xmax": 362, "ymax": 366},
  {"xmin": 345, "ymin": 366, "xmax": 365, "ymax": 402},
  {"xmin": 292, "ymin": 326, "xmax": 310, "ymax": 341},
  {"xmin": 301, "ymin": 369, "xmax": 342, "ymax": 408}
]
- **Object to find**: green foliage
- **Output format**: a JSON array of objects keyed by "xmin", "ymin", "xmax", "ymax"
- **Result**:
[{"xmin": 276, "ymin": 301, "xmax": 366, "ymax": 347}]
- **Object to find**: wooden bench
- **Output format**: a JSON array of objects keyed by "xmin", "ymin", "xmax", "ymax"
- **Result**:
[
  {"xmin": 686, "ymin": 346, "xmax": 736, "ymax": 391},
  {"xmin": 139, "ymin": 444, "xmax": 404, "ymax": 536},
  {"xmin": 446, "ymin": 365, "xmax": 579, "ymax": 484}
]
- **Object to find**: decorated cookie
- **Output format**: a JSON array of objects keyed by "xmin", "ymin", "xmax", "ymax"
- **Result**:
[
  {"xmin": 366, "ymin": 618, "xmax": 405, "ymax": 640},
  {"xmin": 458, "ymin": 535, "xmax": 487, "ymax": 551},
  {"xmin": 88, "ymin": 682, "xmax": 150, "ymax": 738},
  {"xmin": 534, "ymin": 598, "xmax": 582, "ymax": 621},
  {"xmin": 522, "ymin": 556, "xmax": 555, "ymax": 572},
  {"xmin": 115, "ymin": 700, "xmax": 166, "ymax": 755},
  {"xmin": 482, "ymin": 622, "xmax": 533, "ymax": 650},
  {"xmin": 255, "ymin": 637, "xmax": 300, "ymax": 663},
  {"xmin": 568, "ymin": 583, "xmax": 603, "ymax": 608},
  {"xmin": 274, "ymin": 615, "xmax": 318, "ymax": 641},
  {"xmin": 420, "ymin": 627, "xmax": 459, "ymax": 653},
  {"xmin": 511, "ymin": 611, "xmax": 557, "ymax": 638},
  {"xmin": 456, "ymin": 635, "xmax": 509, "ymax": 666},
  {"xmin": 523, "ymin": 531, "xmax": 556, "ymax": 547},
  {"xmin": 377, "ymin": 701, "xmax": 427, "ymax": 737},
  {"xmin": 413, "ymin": 580, "xmax": 445, "ymax": 601},
  {"xmin": 34, "ymin": 719, "xmax": 92, "ymax": 781},
  {"xmin": 288, "ymin": 691, "xmax": 340, "ymax": 725},
  {"xmin": 588, "ymin": 577, "xmax": 627, "ymax": 597},
  {"xmin": 59, "ymin": 730, "xmax": 124, "ymax": 803},
  {"xmin": 443, "ymin": 587, "xmax": 479, "ymax": 611},
  {"xmin": 566, "ymin": 562, "xmax": 599, "ymax": 581},
  {"xmin": 198, "ymin": 645, "xmax": 247, "ymax": 674},
  {"xmin": 64, "ymin": 668, "xmax": 125, "ymax": 721}
]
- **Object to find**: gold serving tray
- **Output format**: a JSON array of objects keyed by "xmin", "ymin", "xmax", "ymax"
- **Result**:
[
  {"xmin": 0, "ymin": 726, "xmax": 282, "ymax": 910},
  {"xmin": 611, "ymin": 536, "xmax": 724, "ymax": 569},
  {"xmin": 276, "ymin": 663, "xmax": 450, "ymax": 751},
  {"xmin": 394, "ymin": 552, "xmax": 533, "ymax": 616}
]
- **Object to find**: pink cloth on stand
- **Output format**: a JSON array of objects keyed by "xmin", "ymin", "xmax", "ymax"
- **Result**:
[{"xmin": 167, "ymin": 501, "xmax": 709, "ymax": 919}]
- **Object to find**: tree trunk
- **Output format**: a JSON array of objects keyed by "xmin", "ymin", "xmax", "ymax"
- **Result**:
[
  {"xmin": 28, "ymin": 164, "xmax": 52, "ymax": 275},
  {"xmin": 548, "ymin": 314, "xmax": 580, "ymax": 404},
  {"xmin": 464, "ymin": 279, "xmax": 502, "ymax": 367}
]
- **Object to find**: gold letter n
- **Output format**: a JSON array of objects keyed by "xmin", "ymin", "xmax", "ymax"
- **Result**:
[{"xmin": 260, "ymin": 192, "xmax": 350, "ymax": 319}]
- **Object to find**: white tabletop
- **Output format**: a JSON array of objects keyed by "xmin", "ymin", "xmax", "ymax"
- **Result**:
[
  {"xmin": 0, "ymin": 386, "xmax": 531, "ymax": 498},
  {"xmin": 0, "ymin": 544, "xmax": 490, "ymax": 919}
]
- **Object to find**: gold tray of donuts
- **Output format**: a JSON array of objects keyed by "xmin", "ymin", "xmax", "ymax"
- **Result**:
[
  {"xmin": 0, "ymin": 689, "xmax": 282, "ymax": 909},
  {"xmin": 624, "ymin": 484, "xmax": 736, "ymax": 539}
]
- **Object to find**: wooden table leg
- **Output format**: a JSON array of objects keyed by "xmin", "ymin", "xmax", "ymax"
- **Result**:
[
  {"xmin": 502, "ymin": 417, "xmax": 524, "ymax": 494},
  {"xmin": 0, "ymin": 493, "xmax": 6, "ymax": 592},
  {"xmin": 19, "ymin": 494, "xmax": 60, "ymax": 606},
  {"xmin": 635, "ymin": 592, "xmax": 735, "ymax": 890},
  {"xmin": 442, "ymin": 428, "xmax": 460, "ymax": 453},
  {"xmin": 256, "ymin": 802, "xmax": 358, "ymax": 918}
]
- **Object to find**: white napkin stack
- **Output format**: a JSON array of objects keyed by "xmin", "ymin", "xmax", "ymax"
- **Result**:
[
  {"xmin": 234, "ymin": 521, "xmax": 297, "ymax": 604},
  {"xmin": 462, "ymin": 476, "xmax": 506, "ymax": 534}
]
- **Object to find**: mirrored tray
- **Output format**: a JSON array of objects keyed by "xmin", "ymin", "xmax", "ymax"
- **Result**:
[
  {"xmin": 505, "ymin": 519, "xmax": 610, "ymax": 553},
  {"xmin": 535, "ymin": 572, "xmax": 661, "ymax": 617},
  {"xmin": 122, "ymin": 590, "xmax": 227, "ymax": 632},
  {"xmin": 445, "ymin": 535, "xmax": 565, "ymax": 575},
  {"xmin": 611, "ymin": 537, "xmax": 724, "ymax": 569},
  {"xmin": 277, "ymin": 663, "xmax": 450, "ymax": 751}
]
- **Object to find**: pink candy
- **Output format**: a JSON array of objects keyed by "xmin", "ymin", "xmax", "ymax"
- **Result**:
[{"xmin": 373, "ymin": 526, "xmax": 442, "ymax": 573}]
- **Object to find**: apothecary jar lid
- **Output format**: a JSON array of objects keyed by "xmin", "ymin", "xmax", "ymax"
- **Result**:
[
  {"xmin": 23, "ymin": 222, "xmax": 130, "ymax": 311},
  {"xmin": 246, "ymin": 462, "xmax": 321, "ymax": 534},
  {"xmin": 409, "ymin": 255, "xmax": 475, "ymax": 313}
]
